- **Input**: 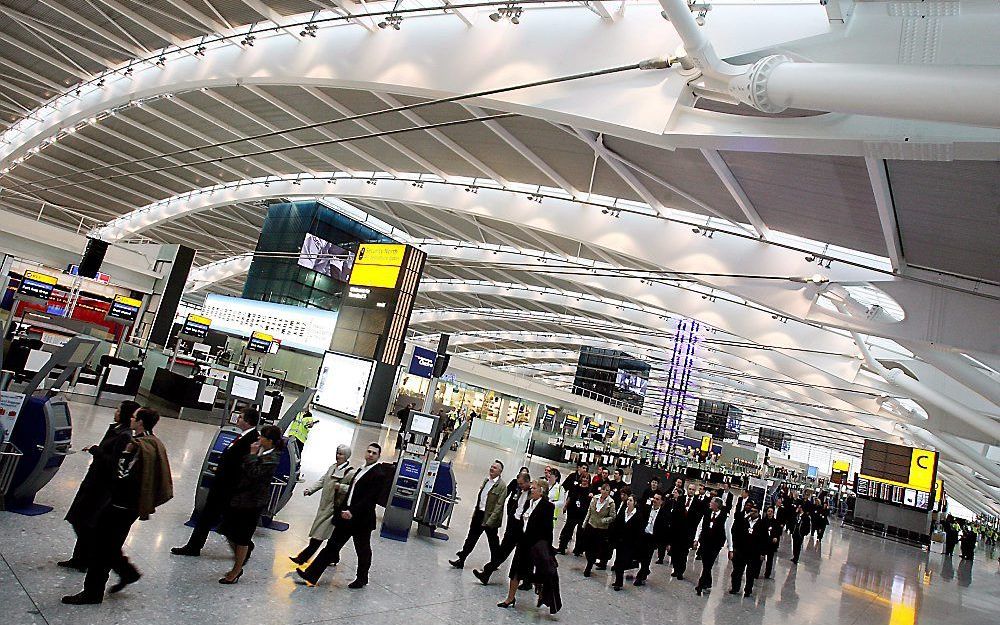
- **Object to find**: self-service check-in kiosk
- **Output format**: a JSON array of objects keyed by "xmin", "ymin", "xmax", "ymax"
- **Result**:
[
  {"xmin": 189, "ymin": 388, "xmax": 315, "ymax": 531},
  {"xmin": 380, "ymin": 411, "xmax": 441, "ymax": 542},
  {"xmin": 414, "ymin": 419, "xmax": 469, "ymax": 540},
  {"xmin": 0, "ymin": 336, "xmax": 101, "ymax": 514}
]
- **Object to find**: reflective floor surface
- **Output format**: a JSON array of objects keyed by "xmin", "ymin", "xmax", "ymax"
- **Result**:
[{"xmin": 1, "ymin": 401, "xmax": 998, "ymax": 625}]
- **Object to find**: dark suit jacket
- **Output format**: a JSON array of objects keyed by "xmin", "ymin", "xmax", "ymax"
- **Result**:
[
  {"xmin": 668, "ymin": 500, "xmax": 692, "ymax": 548},
  {"xmin": 765, "ymin": 517, "xmax": 783, "ymax": 552},
  {"xmin": 212, "ymin": 429, "xmax": 259, "ymax": 497},
  {"xmin": 229, "ymin": 450, "xmax": 280, "ymax": 509},
  {"xmin": 520, "ymin": 498, "xmax": 555, "ymax": 548},
  {"xmin": 731, "ymin": 516, "xmax": 771, "ymax": 557},
  {"xmin": 641, "ymin": 504, "xmax": 671, "ymax": 543},
  {"xmin": 341, "ymin": 462, "xmax": 394, "ymax": 531},
  {"xmin": 792, "ymin": 513, "xmax": 812, "ymax": 538},
  {"xmin": 698, "ymin": 510, "xmax": 728, "ymax": 553}
]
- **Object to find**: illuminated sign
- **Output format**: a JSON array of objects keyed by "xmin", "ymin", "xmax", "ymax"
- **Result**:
[
  {"xmin": 106, "ymin": 295, "xmax": 142, "ymax": 323},
  {"xmin": 831, "ymin": 459, "xmax": 851, "ymax": 485},
  {"xmin": 408, "ymin": 345, "xmax": 436, "ymax": 379},
  {"xmin": 860, "ymin": 441, "xmax": 938, "ymax": 493},
  {"xmin": 355, "ymin": 243, "xmax": 405, "ymax": 267},
  {"xmin": 345, "ymin": 284, "xmax": 392, "ymax": 309},
  {"xmin": 700, "ymin": 435, "xmax": 712, "ymax": 452},
  {"xmin": 203, "ymin": 294, "xmax": 338, "ymax": 354},
  {"xmin": 17, "ymin": 270, "xmax": 57, "ymax": 301},
  {"xmin": 181, "ymin": 314, "xmax": 211, "ymax": 339},
  {"xmin": 348, "ymin": 264, "xmax": 400, "ymax": 288},
  {"xmin": 247, "ymin": 331, "xmax": 274, "ymax": 354}
]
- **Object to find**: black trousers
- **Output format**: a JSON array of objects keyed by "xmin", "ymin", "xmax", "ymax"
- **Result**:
[
  {"xmin": 585, "ymin": 528, "xmax": 609, "ymax": 569},
  {"xmin": 763, "ymin": 550, "xmax": 776, "ymax": 577},
  {"xmin": 816, "ymin": 525, "xmax": 826, "ymax": 540},
  {"xmin": 792, "ymin": 535, "xmax": 804, "ymax": 561},
  {"xmin": 69, "ymin": 522, "xmax": 96, "ymax": 564},
  {"xmin": 185, "ymin": 492, "xmax": 226, "ymax": 551},
  {"xmin": 457, "ymin": 509, "xmax": 500, "ymax": 562},
  {"xmin": 306, "ymin": 520, "xmax": 373, "ymax": 583},
  {"xmin": 83, "ymin": 506, "xmax": 140, "ymax": 597},
  {"xmin": 296, "ymin": 538, "xmax": 323, "ymax": 561},
  {"xmin": 558, "ymin": 516, "xmax": 584, "ymax": 553},
  {"xmin": 945, "ymin": 541, "xmax": 956, "ymax": 555},
  {"xmin": 696, "ymin": 546, "xmax": 722, "ymax": 589},
  {"xmin": 670, "ymin": 543, "xmax": 690, "ymax": 577},
  {"xmin": 636, "ymin": 534, "xmax": 656, "ymax": 582},
  {"xmin": 484, "ymin": 524, "xmax": 522, "ymax": 574},
  {"xmin": 730, "ymin": 553, "xmax": 763, "ymax": 594}
]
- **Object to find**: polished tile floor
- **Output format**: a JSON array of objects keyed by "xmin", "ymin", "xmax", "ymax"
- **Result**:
[{"xmin": 2, "ymin": 401, "xmax": 998, "ymax": 625}]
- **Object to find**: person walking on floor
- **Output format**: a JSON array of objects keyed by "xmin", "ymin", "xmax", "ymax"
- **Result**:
[
  {"xmin": 450, "ymin": 460, "xmax": 506, "ymax": 569},
  {"xmin": 669, "ymin": 487, "xmax": 695, "ymax": 580},
  {"xmin": 611, "ymin": 494, "xmax": 645, "ymax": 591},
  {"xmin": 582, "ymin": 482, "xmax": 616, "ymax": 577},
  {"xmin": 728, "ymin": 503, "xmax": 769, "ymax": 597},
  {"xmin": 172, "ymin": 408, "xmax": 260, "ymax": 557},
  {"xmin": 296, "ymin": 443, "xmax": 394, "ymax": 589},
  {"xmin": 62, "ymin": 409, "xmax": 172, "ymax": 604},
  {"xmin": 694, "ymin": 496, "xmax": 728, "ymax": 596},
  {"xmin": 635, "ymin": 491, "xmax": 671, "ymax": 586},
  {"xmin": 546, "ymin": 468, "xmax": 565, "ymax": 525},
  {"xmin": 556, "ymin": 473, "xmax": 591, "ymax": 555},
  {"xmin": 496, "ymin": 478, "xmax": 557, "ymax": 610},
  {"xmin": 218, "ymin": 425, "xmax": 283, "ymax": 584},
  {"xmin": 473, "ymin": 472, "xmax": 531, "ymax": 585},
  {"xmin": 790, "ymin": 504, "xmax": 811, "ymax": 563},
  {"xmin": 291, "ymin": 444, "xmax": 356, "ymax": 565},
  {"xmin": 762, "ymin": 505, "xmax": 782, "ymax": 578},
  {"xmin": 60, "ymin": 399, "xmax": 139, "ymax": 571},
  {"xmin": 285, "ymin": 410, "xmax": 318, "ymax": 457}
]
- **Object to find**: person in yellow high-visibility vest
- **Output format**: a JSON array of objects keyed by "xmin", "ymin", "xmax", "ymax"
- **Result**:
[{"xmin": 287, "ymin": 411, "xmax": 319, "ymax": 456}]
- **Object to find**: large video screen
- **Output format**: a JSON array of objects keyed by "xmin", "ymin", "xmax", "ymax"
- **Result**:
[
  {"xmin": 203, "ymin": 294, "xmax": 338, "ymax": 354},
  {"xmin": 314, "ymin": 351, "xmax": 375, "ymax": 418},
  {"xmin": 615, "ymin": 369, "xmax": 648, "ymax": 397},
  {"xmin": 298, "ymin": 233, "xmax": 354, "ymax": 282}
]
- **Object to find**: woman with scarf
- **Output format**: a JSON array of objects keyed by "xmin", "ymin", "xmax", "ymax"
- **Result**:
[{"xmin": 290, "ymin": 444, "xmax": 356, "ymax": 565}]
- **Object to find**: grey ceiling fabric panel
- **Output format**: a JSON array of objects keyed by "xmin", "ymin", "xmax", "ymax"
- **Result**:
[
  {"xmin": 888, "ymin": 160, "xmax": 1000, "ymax": 283},
  {"xmin": 720, "ymin": 152, "xmax": 886, "ymax": 255}
]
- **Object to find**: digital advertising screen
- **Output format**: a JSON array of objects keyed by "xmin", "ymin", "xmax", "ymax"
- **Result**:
[
  {"xmin": 297, "ymin": 233, "xmax": 354, "ymax": 282},
  {"xmin": 615, "ymin": 369, "xmax": 648, "ymax": 397},
  {"xmin": 314, "ymin": 351, "xmax": 376, "ymax": 418}
]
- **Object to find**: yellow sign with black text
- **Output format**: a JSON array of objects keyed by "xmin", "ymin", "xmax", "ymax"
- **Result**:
[
  {"xmin": 355, "ymin": 244, "xmax": 405, "ymax": 267},
  {"xmin": 700, "ymin": 436, "xmax": 712, "ymax": 452}
]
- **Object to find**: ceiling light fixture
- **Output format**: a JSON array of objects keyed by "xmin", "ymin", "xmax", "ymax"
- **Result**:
[
  {"xmin": 491, "ymin": 3, "xmax": 523, "ymax": 23},
  {"xmin": 378, "ymin": 14, "xmax": 403, "ymax": 30}
]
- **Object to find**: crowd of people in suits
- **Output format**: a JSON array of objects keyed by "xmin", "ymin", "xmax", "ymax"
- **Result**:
[{"xmin": 449, "ymin": 460, "xmax": 840, "ymax": 613}]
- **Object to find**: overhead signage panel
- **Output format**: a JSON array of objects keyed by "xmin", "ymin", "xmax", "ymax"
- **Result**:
[
  {"xmin": 355, "ymin": 243, "xmax": 406, "ymax": 267},
  {"xmin": 348, "ymin": 264, "xmax": 401, "ymax": 288},
  {"xmin": 17, "ymin": 270, "xmax": 57, "ymax": 301},
  {"xmin": 106, "ymin": 295, "xmax": 142, "ymax": 323}
]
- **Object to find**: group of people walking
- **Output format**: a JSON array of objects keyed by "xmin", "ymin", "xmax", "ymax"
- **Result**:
[{"xmin": 450, "ymin": 461, "xmax": 832, "ymax": 611}]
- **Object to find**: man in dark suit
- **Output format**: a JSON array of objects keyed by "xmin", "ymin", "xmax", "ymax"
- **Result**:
[
  {"xmin": 474, "ymin": 472, "xmax": 531, "ymax": 585},
  {"xmin": 172, "ymin": 408, "xmax": 260, "ymax": 557},
  {"xmin": 296, "ymin": 443, "xmax": 393, "ymax": 589},
  {"xmin": 728, "ymin": 504, "xmax": 770, "ymax": 597},
  {"xmin": 790, "ymin": 504, "xmax": 812, "ymax": 564},
  {"xmin": 684, "ymin": 485, "xmax": 706, "ymax": 546},
  {"xmin": 694, "ymin": 497, "xmax": 728, "ymax": 595},
  {"xmin": 635, "ymin": 492, "xmax": 670, "ymax": 585},
  {"xmin": 668, "ymin": 488, "xmax": 693, "ymax": 580}
]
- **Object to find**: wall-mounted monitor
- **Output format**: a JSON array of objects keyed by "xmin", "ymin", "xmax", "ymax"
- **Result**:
[
  {"xmin": 409, "ymin": 413, "xmax": 435, "ymax": 435},
  {"xmin": 314, "ymin": 351, "xmax": 375, "ymax": 418},
  {"xmin": 230, "ymin": 375, "xmax": 262, "ymax": 401},
  {"xmin": 298, "ymin": 233, "xmax": 354, "ymax": 282}
]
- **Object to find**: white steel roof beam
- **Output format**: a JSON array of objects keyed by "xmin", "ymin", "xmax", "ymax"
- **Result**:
[
  {"xmin": 864, "ymin": 156, "xmax": 906, "ymax": 274},
  {"xmin": 572, "ymin": 126, "xmax": 669, "ymax": 216},
  {"xmin": 699, "ymin": 149, "xmax": 771, "ymax": 239},
  {"xmin": 159, "ymin": 0, "xmax": 229, "ymax": 34},
  {"xmin": 34, "ymin": 0, "xmax": 146, "ymax": 56},
  {"xmin": 0, "ymin": 6, "xmax": 112, "ymax": 69}
]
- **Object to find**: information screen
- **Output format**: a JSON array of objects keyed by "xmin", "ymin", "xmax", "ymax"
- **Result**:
[
  {"xmin": 212, "ymin": 431, "xmax": 239, "ymax": 453},
  {"xmin": 410, "ymin": 413, "xmax": 435, "ymax": 435},
  {"xmin": 313, "ymin": 351, "xmax": 375, "ymax": 418},
  {"xmin": 399, "ymin": 458, "xmax": 422, "ymax": 480},
  {"xmin": 230, "ymin": 375, "xmax": 261, "ymax": 401},
  {"xmin": 855, "ymin": 439, "xmax": 938, "ymax": 511},
  {"xmin": 247, "ymin": 331, "xmax": 273, "ymax": 354},
  {"xmin": 182, "ymin": 314, "xmax": 211, "ymax": 339},
  {"xmin": 861, "ymin": 441, "xmax": 913, "ymax": 484},
  {"xmin": 107, "ymin": 295, "xmax": 142, "ymax": 323},
  {"xmin": 17, "ymin": 270, "xmax": 57, "ymax": 301}
]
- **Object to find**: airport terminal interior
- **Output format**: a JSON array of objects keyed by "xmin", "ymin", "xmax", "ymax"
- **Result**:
[{"xmin": 0, "ymin": 2, "xmax": 998, "ymax": 625}]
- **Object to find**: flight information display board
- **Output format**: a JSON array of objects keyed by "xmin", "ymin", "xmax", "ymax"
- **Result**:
[
  {"xmin": 106, "ymin": 295, "xmax": 142, "ymax": 324},
  {"xmin": 17, "ymin": 270, "xmax": 57, "ymax": 302},
  {"xmin": 181, "ymin": 314, "xmax": 211, "ymax": 339},
  {"xmin": 856, "ymin": 440, "xmax": 938, "ymax": 511},
  {"xmin": 247, "ymin": 331, "xmax": 274, "ymax": 354}
]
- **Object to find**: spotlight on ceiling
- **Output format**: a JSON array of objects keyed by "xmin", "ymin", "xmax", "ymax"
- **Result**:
[{"xmin": 489, "ymin": 11, "xmax": 502, "ymax": 21}]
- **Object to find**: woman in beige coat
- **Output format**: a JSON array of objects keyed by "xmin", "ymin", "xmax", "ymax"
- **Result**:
[
  {"xmin": 289, "ymin": 444, "xmax": 356, "ymax": 565},
  {"xmin": 582, "ymin": 482, "xmax": 616, "ymax": 577}
]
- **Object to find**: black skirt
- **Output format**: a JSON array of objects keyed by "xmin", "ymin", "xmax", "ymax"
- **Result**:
[
  {"xmin": 509, "ymin": 543, "xmax": 535, "ymax": 580},
  {"xmin": 219, "ymin": 505, "xmax": 263, "ymax": 546}
]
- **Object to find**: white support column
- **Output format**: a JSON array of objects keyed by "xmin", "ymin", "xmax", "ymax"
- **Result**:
[
  {"xmin": 699, "ymin": 149, "xmax": 771, "ymax": 239},
  {"xmin": 572, "ymin": 127, "xmax": 670, "ymax": 216},
  {"xmin": 864, "ymin": 156, "xmax": 906, "ymax": 273}
]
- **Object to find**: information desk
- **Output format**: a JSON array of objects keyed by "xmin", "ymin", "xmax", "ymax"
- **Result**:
[{"xmin": 146, "ymin": 367, "xmax": 220, "ymax": 422}]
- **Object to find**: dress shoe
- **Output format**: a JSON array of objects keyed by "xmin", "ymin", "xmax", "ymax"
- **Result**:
[
  {"xmin": 295, "ymin": 568, "xmax": 318, "ymax": 587},
  {"xmin": 676, "ymin": 575, "xmax": 685, "ymax": 581},
  {"xmin": 518, "ymin": 580, "xmax": 532, "ymax": 591},
  {"xmin": 595, "ymin": 563, "xmax": 607, "ymax": 571},
  {"xmin": 171, "ymin": 546, "xmax": 200, "ymax": 556},
  {"xmin": 695, "ymin": 586, "xmax": 704, "ymax": 596},
  {"xmin": 728, "ymin": 588, "xmax": 740, "ymax": 595},
  {"xmin": 289, "ymin": 555, "xmax": 307, "ymax": 565},
  {"xmin": 61, "ymin": 592, "xmax": 102, "ymax": 605},
  {"xmin": 583, "ymin": 566, "xmax": 592, "ymax": 578},
  {"xmin": 554, "ymin": 548, "xmax": 566, "ymax": 555},
  {"xmin": 347, "ymin": 578, "xmax": 367, "ymax": 589},
  {"xmin": 448, "ymin": 559, "xmax": 464, "ymax": 569},
  {"xmin": 633, "ymin": 579, "xmax": 646, "ymax": 587},
  {"xmin": 473, "ymin": 569, "xmax": 491, "ymax": 585},
  {"xmin": 497, "ymin": 598, "xmax": 516, "ymax": 608},
  {"xmin": 57, "ymin": 559, "xmax": 87, "ymax": 572},
  {"xmin": 790, "ymin": 558, "xmax": 799, "ymax": 564},
  {"xmin": 108, "ymin": 570, "xmax": 141, "ymax": 594},
  {"xmin": 218, "ymin": 570, "xmax": 244, "ymax": 584},
  {"xmin": 744, "ymin": 590, "xmax": 752, "ymax": 598},
  {"xmin": 612, "ymin": 584, "xmax": 622, "ymax": 591}
]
